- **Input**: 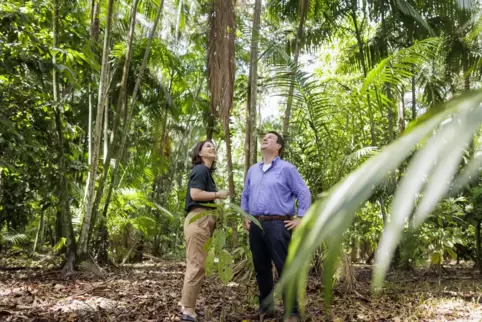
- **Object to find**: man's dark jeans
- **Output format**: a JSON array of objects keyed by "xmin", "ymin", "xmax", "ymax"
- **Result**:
[{"xmin": 249, "ymin": 219, "xmax": 299, "ymax": 315}]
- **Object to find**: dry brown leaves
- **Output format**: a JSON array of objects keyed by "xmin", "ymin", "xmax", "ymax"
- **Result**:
[{"xmin": 0, "ymin": 261, "xmax": 480, "ymax": 321}]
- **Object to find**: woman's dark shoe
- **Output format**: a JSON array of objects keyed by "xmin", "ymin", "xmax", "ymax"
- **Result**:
[{"xmin": 181, "ymin": 313, "xmax": 197, "ymax": 322}]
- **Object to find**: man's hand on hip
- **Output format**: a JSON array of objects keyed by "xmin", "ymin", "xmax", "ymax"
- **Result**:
[
  {"xmin": 284, "ymin": 218, "xmax": 301, "ymax": 230},
  {"xmin": 243, "ymin": 219, "xmax": 251, "ymax": 231}
]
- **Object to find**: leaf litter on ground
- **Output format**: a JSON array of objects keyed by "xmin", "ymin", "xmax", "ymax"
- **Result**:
[{"xmin": 0, "ymin": 258, "xmax": 481, "ymax": 321}]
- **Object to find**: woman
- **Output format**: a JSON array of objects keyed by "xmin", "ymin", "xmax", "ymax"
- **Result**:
[{"xmin": 180, "ymin": 140, "xmax": 228, "ymax": 322}]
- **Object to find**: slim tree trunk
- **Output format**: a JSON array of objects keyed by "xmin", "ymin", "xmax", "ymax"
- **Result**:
[
  {"xmin": 175, "ymin": 0, "xmax": 184, "ymax": 41},
  {"xmin": 463, "ymin": 50, "xmax": 470, "ymax": 92},
  {"xmin": 381, "ymin": 7, "xmax": 394, "ymax": 143},
  {"xmin": 224, "ymin": 121, "xmax": 237, "ymax": 246},
  {"xmin": 53, "ymin": 0, "xmax": 62, "ymax": 245},
  {"xmin": 85, "ymin": 89, "xmax": 93, "ymax": 201},
  {"xmin": 411, "ymin": 71, "xmax": 416, "ymax": 120},
  {"xmin": 379, "ymin": 197, "xmax": 387, "ymax": 225},
  {"xmin": 352, "ymin": 1, "xmax": 376, "ymax": 146},
  {"xmin": 103, "ymin": 98, "xmax": 108, "ymax": 163},
  {"xmin": 78, "ymin": 0, "xmax": 115, "ymax": 262},
  {"xmin": 282, "ymin": 0, "xmax": 309, "ymax": 141},
  {"xmin": 33, "ymin": 211, "xmax": 44, "ymax": 253},
  {"xmin": 111, "ymin": 0, "xmax": 139, "ymax": 149},
  {"xmin": 476, "ymin": 220, "xmax": 481, "ymax": 274},
  {"xmin": 84, "ymin": 0, "xmax": 100, "ymax": 202},
  {"xmin": 398, "ymin": 89, "xmax": 405, "ymax": 133},
  {"xmin": 385, "ymin": 73, "xmax": 394, "ymax": 143},
  {"xmin": 101, "ymin": 0, "xmax": 165, "ymax": 224},
  {"xmin": 244, "ymin": 0, "xmax": 261, "ymax": 179},
  {"xmin": 89, "ymin": 0, "xmax": 139, "ymax": 244},
  {"xmin": 52, "ymin": 0, "xmax": 77, "ymax": 272},
  {"xmin": 56, "ymin": 108, "xmax": 77, "ymax": 272}
]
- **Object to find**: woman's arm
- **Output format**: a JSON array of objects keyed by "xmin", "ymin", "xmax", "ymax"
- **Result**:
[{"xmin": 190, "ymin": 188, "xmax": 218, "ymax": 201}]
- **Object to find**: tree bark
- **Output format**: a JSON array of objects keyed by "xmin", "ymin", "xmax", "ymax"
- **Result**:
[
  {"xmin": 78, "ymin": 0, "xmax": 115, "ymax": 262},
  {"xmin": 33, "ymin": 211, "xmax": 44, "ymax": 253},
  {"xmin": 282, "ymin": 0, "xmax": 309, "ymax": 141},
  {"xmin": 244, "ymin": 0, "xmax": 261, "ymax": 179},
  {"xmin": 207, "ymin": 0, "xmax": 236, "ymax": 245},
  {"xmin": 398, "ymin": 89, "xmax": 405, "ymax": 134},
  {"xmin": 88, "ymin": 0, "xmax": 140, "ymax": 245},
  {"xmin": 411, "ymin": 70, "xmax": 416, "ymax": 120},
  {"xmin": 84, "ymin": 0, "xmax": 100, "ymax": 202},
  {"xmin": 379, "ymin": 197, "xmax": 387, "ymax": 226},
  {"xmin": 476, "ymin": 220, "xmax": 481, "ymax": 274},
  {"xmin": 352, "ymin": 1, "xmax": 376, "ymax": 146},
  {"xmin": 53, "ymin": 0, "xmax": 62, "ymax": 245},
  {"xmin": 101, "ymin": 0, "xmax": 165, "ymax": 227},
  {"xmin": 52, "ymin": 0, "xmax": 77, "ymax": 272}
]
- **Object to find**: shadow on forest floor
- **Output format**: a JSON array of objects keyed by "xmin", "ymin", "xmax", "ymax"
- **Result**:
[{"xmin": 0, "ymin": 257, "xmax": 481, "ymax": 321}]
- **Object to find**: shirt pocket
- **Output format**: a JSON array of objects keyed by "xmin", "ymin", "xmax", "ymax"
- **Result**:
[{"xmin": 275, "ymin": 169, "xmax": 286, "ymax": 186}]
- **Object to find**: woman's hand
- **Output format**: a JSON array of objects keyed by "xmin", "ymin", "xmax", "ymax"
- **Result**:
[{"xmin": 216, "ymin": 190, "xmax": 229, "ymax": 199}]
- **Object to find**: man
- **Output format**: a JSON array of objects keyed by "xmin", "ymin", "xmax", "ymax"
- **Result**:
[{"xmin": 241, "ymin": 131, "xmax": 311, "ymax": 322}]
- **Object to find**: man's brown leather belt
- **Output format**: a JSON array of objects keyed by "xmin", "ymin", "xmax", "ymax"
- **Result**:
[{"xmin": 254, "ymin": 215, "xmax": 292, "ymax": 222}]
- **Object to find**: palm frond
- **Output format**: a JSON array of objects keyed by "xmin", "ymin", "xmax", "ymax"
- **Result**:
[
  {"xmin": 393, "ymin": 0, "xmax": 435, "ymax": 36},
  {"xmin": 344, "ymin": 147, "xmax": 379, "ymax": 165},
  {"xmin": 361, "ymin": 37, "xmax": 442, "ymax": 94},
  {"xmin": 279, "ymin": 90, "xmax": 482, "ymax": 314}
]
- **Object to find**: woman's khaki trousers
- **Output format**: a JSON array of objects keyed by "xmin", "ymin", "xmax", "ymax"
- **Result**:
[{"xmin": 180, "ymin": 208, "xmax": 216, "ymax": 309}]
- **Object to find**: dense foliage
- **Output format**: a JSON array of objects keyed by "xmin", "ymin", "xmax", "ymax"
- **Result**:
[{"xmin": 1, "ymin": 0, "xmax": 481, "ymax": 291}]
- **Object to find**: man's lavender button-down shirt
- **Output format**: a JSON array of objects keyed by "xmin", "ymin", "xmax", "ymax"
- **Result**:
[{"xmin": 241, "ymin": 157, "xmax": 311, "ymax": 217}]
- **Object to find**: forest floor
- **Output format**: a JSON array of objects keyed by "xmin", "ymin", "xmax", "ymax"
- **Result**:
[{"xmin": 0, "ymin": 255, "xmax": 481, "ymax": 322}]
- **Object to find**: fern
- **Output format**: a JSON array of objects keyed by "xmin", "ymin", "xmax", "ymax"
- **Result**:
[{"xmin": 1, "ymin": 232, "xmax": 29, "ymax": 246}]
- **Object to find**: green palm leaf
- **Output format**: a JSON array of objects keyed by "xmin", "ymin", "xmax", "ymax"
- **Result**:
[
  {"xmin": 279, "ymin": 89, "xmax": 482, "ymax": 315},
  {"xmin": 394, "ymin": 0, "xmax": 435, "ymax": 36}
]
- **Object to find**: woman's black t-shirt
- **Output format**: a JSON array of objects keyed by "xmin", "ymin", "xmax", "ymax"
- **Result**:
[{"xmin": 185, "ymin": 164, "xmax": 217, "ymax": 212}]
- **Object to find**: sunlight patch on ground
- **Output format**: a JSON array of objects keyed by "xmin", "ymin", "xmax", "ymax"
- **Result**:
[
  {"xmin": 49, "ymin": 296, "xmax": 126, "ymax": 314},
  {"xmin": 0, "ymin": 287, "xmax": 25, "ymax": 297},
  {"xmin": 131, "ymin": 269, "xmax": 184, "ymax": 276},
  {"xmin": 417, "ymin": 297, "xmax": 482, "ymax": 321}
]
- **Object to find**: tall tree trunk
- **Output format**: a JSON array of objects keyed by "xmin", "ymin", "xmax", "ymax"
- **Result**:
[
  {"xmin": 282, "ymin": 0, "xmax": 309, "ymax": 141},
  {"xmin": 84, "ymin": 0, "xmax": 100, "ymax": 202},
  {"xmin": 387, "ymin": 95, "xmax": 394, "ymax": 142},
  {"xmin": 97, "ymin": 219, "xmax": 109, "ymax": 265},
  {"xmin": 463, "ymin": 50, "xmax": 470, "ymax": 92},
  {"xmin": 101, "ymin": 0, "xmax": 165, "ymax": 226},
  {"xmin": 88, "ymin": 0, "xmax": 140, "ymax": 245},
  {"xmin": 55, "ymin": 108, "xmax": 77, "ymax": 272},
  {"xmin": 175, "ymin": 0, "xmax": 184, "ymax": 41},
  {"xmin": 208, "ymin": 0, "xmax": 236, "ymax": 245},
  {"xmin": 476, "ymin": 220, "xmax": 481, "ymax": 274},
  {"xmin": 78, "ymin": 0, "xmax": 115, "ymax": 262},
  {"xmin": 85, "ymin": 88, "xmax": 93, "ymax": 202},
  {"xmin": 381, "ymin": 7, "xmax": 394, "ymax": 143},
  {"xmin": 52, "ymin": 0, "xmax": 77, "ymax": 272},
  {"xmin": 398, "ymin": 89, "xmax": 405, "ymax": 133},
  {"xmin": 53, "ymin": 0, "xmax": 62, "ymax": 245},
  {"xmin": 33, "ymin": 211, "xmax": 44, "ymax": 253},
  {"xmin": 244, "ymin": 0, "xmax": 262, "ymax": 179},
  {"xmin": 352, "ymin": 1, "xmax": 376, "ymax": 146},
  {"xmin": 111, "ymin": 0, "xmax": 139, "ymax": 149},
  {"xmin": 411, "ymin": 70, "xmax": 416, "ymax": 120},
  {"xmin": 224, "ymin": 122, "xmax": 237, "ymax": 246},
  {"xmin": 103, "ymin": 99, "xmax": 109, "ymax": 163},
  {"xmin": 379, "ymin": 197, "xmax": 387, "ymax": 226}
]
